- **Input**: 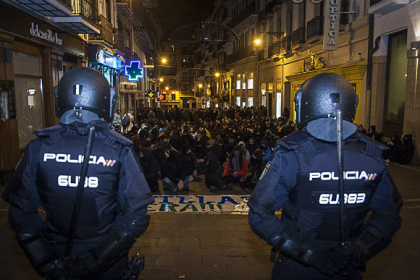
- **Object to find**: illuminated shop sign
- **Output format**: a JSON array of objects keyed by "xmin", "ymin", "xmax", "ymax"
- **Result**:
[
  {"xmin": 30, "ymin": 23, "xmax": 63, "ymax": 45},
  {"xmin": 323, "ymin": 0, "xmax": 341, "ymax": 51},
  {"xmin": 125, "ymin": 61, "xmax": 144, "ymax": 81}
]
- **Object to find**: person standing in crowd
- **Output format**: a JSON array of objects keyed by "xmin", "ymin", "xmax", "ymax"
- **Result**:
[
  {"xmin": 2, "ymin": 67, "xmax": 154, "ymax": 279},
  {"xmin": 248, "ymin": 73, "xmax": 402, "ymax": 279}
]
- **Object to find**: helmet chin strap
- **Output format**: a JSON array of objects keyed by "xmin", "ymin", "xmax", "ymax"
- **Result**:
[
  {"xmin": 305, "ymin": 118, "xmax": 357, "ymax": 142},
  {"xmin": 60, "ymin": 109, "xmax": 101, "ymax": 125}
]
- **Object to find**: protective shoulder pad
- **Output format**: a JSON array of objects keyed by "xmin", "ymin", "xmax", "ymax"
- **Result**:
[
  {"xmin": 358, "ymin": 133, "xmax": 388, "ymax": 157},
  {"xmin": 33, "ymin": 125, "xmax": 65, "ymax": 142},
  {"xmin": 103, "ymin": 128, "xmax": 133, "ymax": 146},
  {"xmin": 275, "ymin": 130, "xmax": 315, "ymax": 151}
]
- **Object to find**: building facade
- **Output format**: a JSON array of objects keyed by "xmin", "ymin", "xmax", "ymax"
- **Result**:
[{"xmin": 0, "ymin": 0, "xmax": 156, "ymax": 184}]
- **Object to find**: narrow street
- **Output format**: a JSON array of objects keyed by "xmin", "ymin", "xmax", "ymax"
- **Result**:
[{"xmin": 1, "ymin": 163, "xmax": 419, "ymax": 280}]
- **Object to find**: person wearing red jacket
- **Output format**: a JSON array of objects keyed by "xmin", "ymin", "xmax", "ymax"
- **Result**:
[{"xmin": 209, "ymin": 145, "xmax": 248, "ymax": 192}]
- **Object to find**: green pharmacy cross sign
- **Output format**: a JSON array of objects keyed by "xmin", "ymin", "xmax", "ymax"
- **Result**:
[{"xmin": 125, "ymin": 61, "xmax": 144, "ymax": 81}]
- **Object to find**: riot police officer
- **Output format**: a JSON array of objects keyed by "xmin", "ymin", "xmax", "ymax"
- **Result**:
[
  {"xmin": 248, "ymin": 73, "xmax": 402, "ymax": 279},
  {"xmin": 3, "ymin": 67, "xmax": 154, "ymax": 279}
]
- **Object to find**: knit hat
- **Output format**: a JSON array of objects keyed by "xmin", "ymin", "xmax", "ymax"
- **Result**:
[{"xmin": 260, "ymin": 140, "xmax": 268, "ymax": 149}]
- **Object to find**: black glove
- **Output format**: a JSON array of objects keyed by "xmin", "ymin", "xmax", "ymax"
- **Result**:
[
  {"xmin": 311, "ymin": 246, "xmax": 337, "ymax": 276},
  {"xmin": 332, "ymin": 243, "xmax": 355, "ymax": 271}
]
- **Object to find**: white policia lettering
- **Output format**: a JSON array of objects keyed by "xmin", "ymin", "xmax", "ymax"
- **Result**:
[
  {"xmin": 309, "ymin": 171, "xmax": 377, "ymax": 181},
  {"xmin": 319, "ymin": 193, "xmax": 366, "ymax": 205},
  {"xmin": 58, "ymin": 175, "xmax": 99, "ymax": 188},
  {"xmin": 43, "ymin": 153, "xmax": 116, "ymax": 166}
]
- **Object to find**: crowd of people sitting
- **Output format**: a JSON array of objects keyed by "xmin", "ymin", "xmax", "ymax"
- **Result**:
[
  {"xmin": 357, "ymin": 124, "xmax": 415, "ymax": 165},
  {"xmin": 113, "ymin": 106, "xmax": 415, "ymax": 194},
  {"xmin": 113, "ymin": 106, "xmax": 296, "ymax": 194}
]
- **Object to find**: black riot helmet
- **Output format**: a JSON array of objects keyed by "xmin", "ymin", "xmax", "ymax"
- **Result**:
[
  {"xmin": 294, "ymin": 73, "xmax": 358, "ymax": 127},
  {"xmin": 54, "ymin": 67, "xmax": 116, "ymax": 122}
]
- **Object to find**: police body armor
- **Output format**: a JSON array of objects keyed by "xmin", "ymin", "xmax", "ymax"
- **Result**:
[
  {"xmin": 276, "ymin": 130, "xmax": 385, "ymax": 244},
  {"xmin": 34, "ymin": 121, "xmax": 132, "ymax": 242}
]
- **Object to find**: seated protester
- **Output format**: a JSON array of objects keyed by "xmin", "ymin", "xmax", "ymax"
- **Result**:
[
  {"xmin": 133, "ymin": 126, "xmax": 151, "ymax": 154},
  {"xmin": 205, "ymin": 144, "xmax": 233, "ymax": 191},
  {"xmin": 240, "ymin": 149, "xmax": 266, "ymax": 193},
  {"xmin": 383, "ymin": 134, "xmax": 403, "ymax": 163},
  {"xmin": 260, "ymin": 140, "xmax": 272, "ymax": 162},
  {"xmin": 181, "ymin": 128, "xmax": 195, "ymax": 148},
  {"xmin": 212, "ymin": 139, "xmax": 227, "ymax": 165},
  {"xmin": 153, "ymin": 132, "xmax": 173, "ymax": 166},
  {"xmin": 358, "ymin": 124, "xmax": 367, "ymax": 135},
  {"xmin": 170, "ymin": 129, "xmax": 182, "ymax": 152},
  {"xmin": 161, "ymin": 150, "xmax": 193, "ymax": 193},
  {"xmin": 195, "ymin": 130, "xmax": 208, "ymax": 148},
  {"xmin": 180, "ymin": 144, "xmax": 198, "ymax": 191},
  {"xmin": 367, "ymin": 125, "xmax": 376, "ymax": 138},
  {"xmin": 387, "ymin": 134, "xmax": 415, "ymax": 164},
  {"xmin": 215, "ymin": 145, "xmax": 249, "ymax": 192},
  {"xmin": 193, "ymin": 138, "xmax": 208, "ymax": 175},
  {"xmin": 246, "ymin": 136, "xmax": 259, "ymax": 157},
  {"xmin": 238, "ymin": 141, "xmax": 251, "ymax": 164},
  {"xmin": 139, "ymin": 148, "xmax": 160, "ymax": 192}
]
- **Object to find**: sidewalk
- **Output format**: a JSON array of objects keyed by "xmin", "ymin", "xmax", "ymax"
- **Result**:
[{"xmin": 1, "ymin": 163, "xmax": 419, "ymax": 279}]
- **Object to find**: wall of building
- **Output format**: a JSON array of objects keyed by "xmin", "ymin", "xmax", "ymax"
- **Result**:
[{"xmin": 371, "ymin": 2, "xmax": 420, "ymax": 164}]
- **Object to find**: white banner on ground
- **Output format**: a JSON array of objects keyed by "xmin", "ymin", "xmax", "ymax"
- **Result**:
[{"xmin": 148, "ymin": 195, "xmax": 251, "ymax": 213}]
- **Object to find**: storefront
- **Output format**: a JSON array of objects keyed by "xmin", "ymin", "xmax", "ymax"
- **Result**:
[
  {"xmin": 0, "ymin": 2, "xmax": 86, "ymax": 180},
  {"xmin": 286, "ymin": 60, "xmax": 367, "ymax": 125}
]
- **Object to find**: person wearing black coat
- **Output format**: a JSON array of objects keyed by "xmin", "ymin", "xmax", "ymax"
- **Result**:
[
  {"xmin": 161, "ymin": 150, "xmax": 193, "ymax": 193},
  {"xmin": 205, "ymin": 144, "xmax": 233, "ymax": 191},
  {"xmin": 139, "ymin": 148, "xmax": 160, "ymax": 192},
  {"xmin": 179, "ymin": 144, "xmax": 198, "ymax": 191}
]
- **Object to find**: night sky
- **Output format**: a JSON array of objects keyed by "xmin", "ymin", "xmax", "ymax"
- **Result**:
[{"xmin": 154, "ymin": 0, "xmax": 216, "ymax": 40}]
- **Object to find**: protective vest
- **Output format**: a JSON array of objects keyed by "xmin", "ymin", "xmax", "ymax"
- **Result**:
[
  {"xmin": 34, "ymin": 121, "xmax": 132, "ymax": 240},
  {"xmin": 276, "ymin": 131, "xmax": 386, "ymax": 242}
]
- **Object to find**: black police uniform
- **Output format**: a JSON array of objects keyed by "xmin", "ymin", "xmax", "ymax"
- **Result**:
[
  {"xmin": 248, "ymin": 127, "xmax": 403, "ymax": 279},
  {"xmin": 3, "ymin": 120, "xmax": 154, "ymax": 279}
]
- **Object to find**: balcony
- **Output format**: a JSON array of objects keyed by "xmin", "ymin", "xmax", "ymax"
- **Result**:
[
  {"xmin": 307, "ymin": 16, "xmax": 323, "ymax": 44},
  {"xmin": 291, "ymin": 27, "xmax": 305, "ymax": 51},
  {"xmin": 12, "ymin": 0, "xmax": 72, "ymax": 17},
  {"xmin": 226, "ymin": 45, "xmax": 255, "ymax": 64},
  {"xmin": 268, "ymin": 41, "xmax": 281, "ymax": 57},
  {"xmin": 280, "ymin": 35, "xmax": 291, "ymax": 56},
  {"xmin": 228, "ymin": 3, "xmax": 258, "ymax": 29},
  {"xmin": 53, "ymin": 0, "xmax": 99, "ymax": 34},
  {"xmin": 117, "ymin": 0, "xmax": 154, "ymax": 50},
  {"xmin": 14, "ymin": 0, "xmax": 100, "ymax": 34},
  {"xmin": 89, "ymin": 15, "xmax": 114, "ymax": 45},
  {"xmin": 368, "ymin": 0, "xmax": 410, "ymax": 15}
]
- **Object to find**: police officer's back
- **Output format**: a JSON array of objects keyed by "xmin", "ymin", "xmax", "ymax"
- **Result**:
[
  {"xmin": 248, "ymin": 73, "xmax": 402, "ymax": 279},
  {"xmin": 3, "ymin": 67, "xmax": 154, "ymax": 279}
]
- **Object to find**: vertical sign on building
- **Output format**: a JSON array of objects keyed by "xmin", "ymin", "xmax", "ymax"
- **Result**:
[{"xmin": 323, "ymin": 0, "xmax": 341, "ymax": 50}]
